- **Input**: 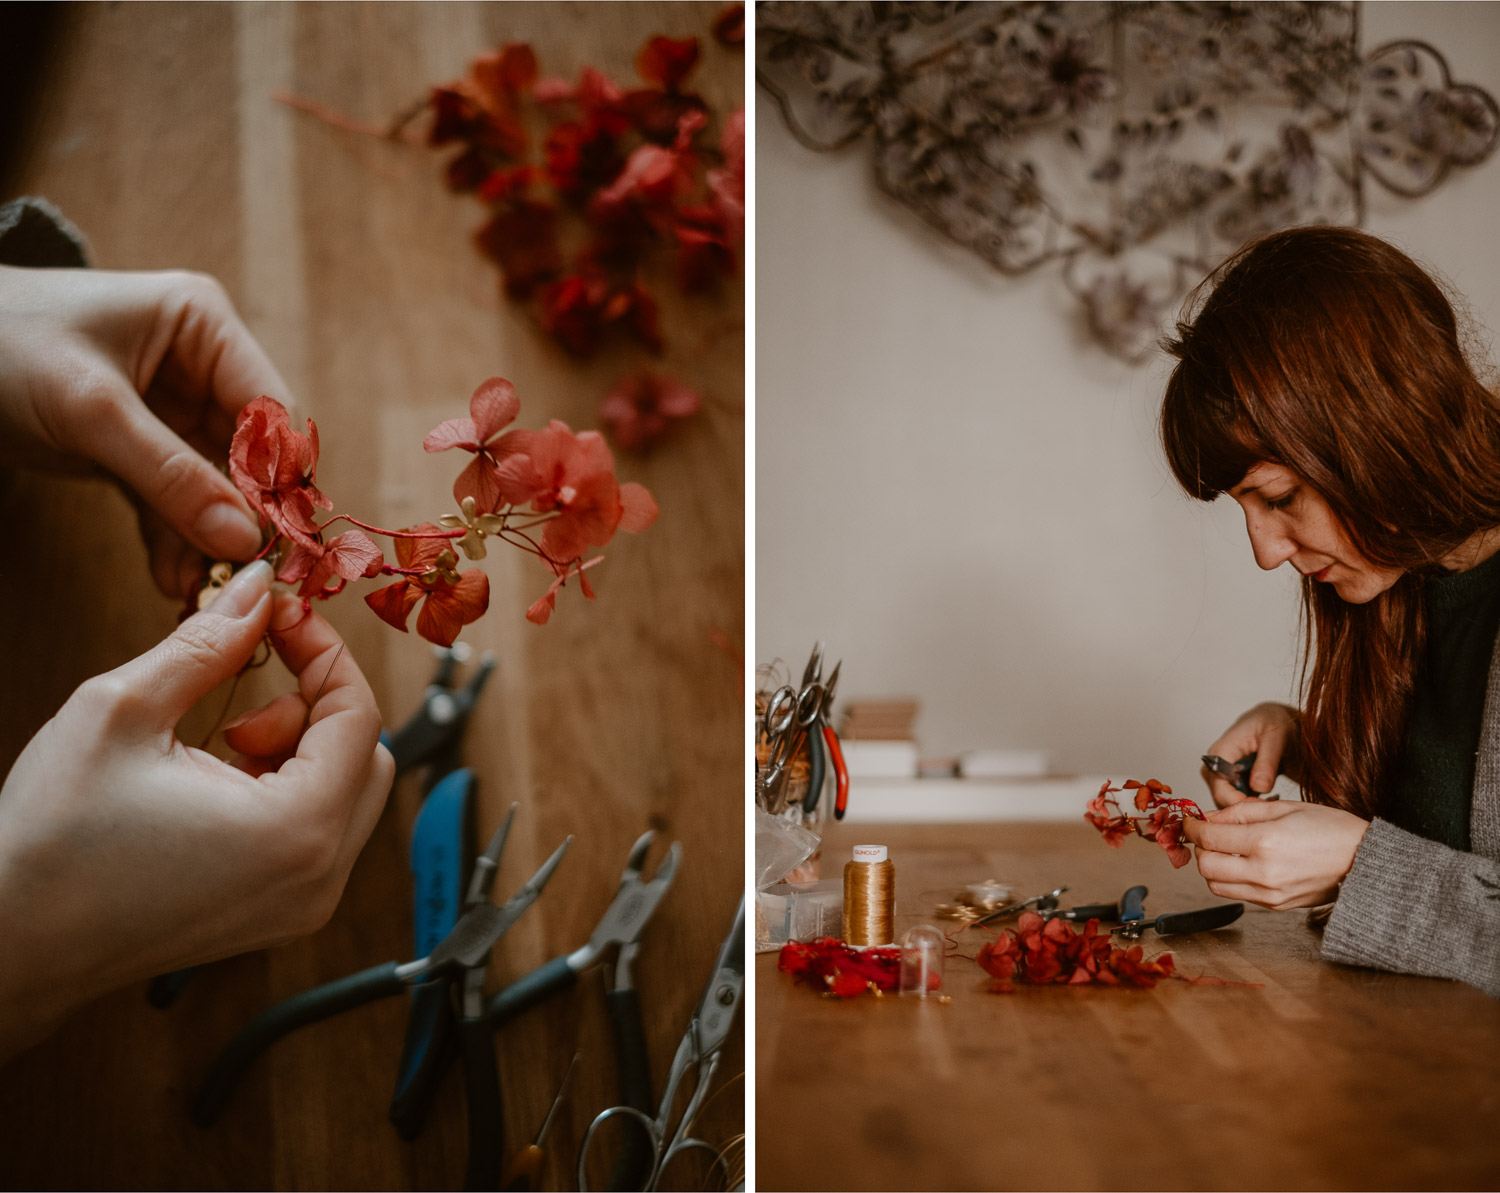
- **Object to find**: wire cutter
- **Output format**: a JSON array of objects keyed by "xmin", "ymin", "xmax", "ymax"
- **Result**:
[
  {"xmin": 1107, "ymin": 884, "xmax": 1245, "ymax": 939},
  {"xmin": 1201, "ymin": 751, "xmax": 1278, "ymax": 799},
  {"xmin": 395, "ymin": 829, "xmax": 681, "ymax": 1155},
  {"xmin": 971, "ymin": 885, "xmax": 1069, "ymax": 927},
  {"xmin": 191, "ymin": 813, "xmax": 571, "ymax": 1187},
  {"xmin": 577, "ymin": 895, "xmax": 745, "ymax": 1192}
]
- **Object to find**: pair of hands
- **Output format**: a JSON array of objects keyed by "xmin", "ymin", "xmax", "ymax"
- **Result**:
[
  {"xmin": 0, "ymin": 266, "xmax": 392, "ymax": 1058},
  {"xmin": 1183, "ymin": 702, "xmax": 1369, "ymax": 909}
]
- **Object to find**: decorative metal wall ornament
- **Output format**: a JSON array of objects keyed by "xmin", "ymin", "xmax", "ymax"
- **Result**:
[{"xmin": 757, "ymin": 2, "xmax": 1500, "ymax": 362}]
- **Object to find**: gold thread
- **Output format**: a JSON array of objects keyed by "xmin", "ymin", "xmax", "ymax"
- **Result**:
[{"xmin": 842, "ymin": 852, "xmax": 895, "ymax": 946}]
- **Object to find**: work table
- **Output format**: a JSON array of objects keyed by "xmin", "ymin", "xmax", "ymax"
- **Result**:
[{"xmin": 756, "ymin": 820, "xmax": 1500, "ymax": 1191}]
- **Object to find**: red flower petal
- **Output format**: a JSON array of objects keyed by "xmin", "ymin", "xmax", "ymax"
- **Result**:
[
  {"xmin": 393, "ymin": 523, "xmax": 452, "ymax": 572},
  {"xmin": 468, "ymin": 377, "xmax": 520, "ymax": 443},
  {"xmin": 365, "ymin": 579, "xmax": 421, "ymax": 633},
  {"xmin": 454, "ymin": 452, "xmax": 507, "ymax": 515},
  {"xmin": 635, "ymin": 35, "xmax": 700, "ymax": 90},
  {"xmin": 713, "ymin": 3, "xmax": 745, "ymax": 46},
  {"xmin": 424, "ymin": 417, "xmax": 481, "ymax": 454},
  {"xmin": 416, "ymin": 568, "xmax": 490, "ymax": 647}
]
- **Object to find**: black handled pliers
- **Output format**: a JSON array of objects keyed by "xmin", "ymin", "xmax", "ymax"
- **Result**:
[
  {"xmin": 395, "ymin": 829, "xmax": 680, "ymax": 1167},
  {"xmin": 1041, "ymin": 885, "xmax": 1246, "ymax": 939},
  {"xmin": 384, "ymin": 643, "xmax": 496, "ymax": 793},
  {"xmin": 190, "ymin": 815, "xmax": 571, "ymax": 1161}
]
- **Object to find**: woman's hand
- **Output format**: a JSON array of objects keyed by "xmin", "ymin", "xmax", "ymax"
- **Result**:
[
  {"xmin": 1180, "ymin": 799, "xmax": 1370, "ymax": 910},
  {"xmin": 1201, "ymin": 701, "xmax": 1302, "ymax": 806},
  {"xmin": 0, "ymin": 562, "xmax": 394, "ymax": 1060},
  {"xmin": 0, "ymin": 265, "xmax": 292, "ymax": 597}
]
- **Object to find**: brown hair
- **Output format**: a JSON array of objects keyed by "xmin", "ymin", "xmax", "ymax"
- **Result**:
[{"xmin": 1161, "ymin": 225, "xmax": 1500, "ymax": 819}]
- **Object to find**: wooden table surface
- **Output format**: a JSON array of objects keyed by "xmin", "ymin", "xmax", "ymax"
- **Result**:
[
  {"xmin": 0, "ymin": 4, "xmax": 743, "ymax": 1189},
  {"xmin": 756, "ymin": 821, "xmax": 1500, "ymax": 1192}
]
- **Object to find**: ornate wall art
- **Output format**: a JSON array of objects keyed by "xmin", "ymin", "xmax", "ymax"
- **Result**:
[{"xmin": 757, "ymin": 2, "xmax": 1500, "ymax": 362}]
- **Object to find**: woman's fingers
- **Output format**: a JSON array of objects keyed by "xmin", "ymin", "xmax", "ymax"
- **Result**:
[
  {"xmin": 259, "ymin": 595, "xmax": 388, "ymax": 820},
  {"xmin": 69, "ymin": 371, "xmax": 263, "ymax": 562},
  {"xmin": 141, "ymin": 271, "xmax": 295, "ymax": 417},
  {"xmin": 223, "ymin": 691, "xmax": 309, "ymax": 759}
]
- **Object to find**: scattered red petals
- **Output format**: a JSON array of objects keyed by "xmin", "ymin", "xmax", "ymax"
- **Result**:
[
  {"xmin": 427, "ymin": 27, "xmax": 742, "ymax": 358},
  {"xmin": 976, "ymin": 911, "xmax": 1178, "ymax": 992},
  {"xmin": 598, "ymin": 369, "xmax": 701, "ymax": 454},
  {"xmin": 1085, "ymin": 778, "xmax": 1203, "ymax": 868},
  {"xmin": 777, "ymin": 938, "xmax": 903, "ymax": 999},
  {"xmin": 713, "ymin": 4, "xmax": 745, "ymax": 47}
]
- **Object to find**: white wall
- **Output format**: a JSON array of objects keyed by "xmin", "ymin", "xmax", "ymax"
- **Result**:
[{"xmin": 755, "ymin": 3, "xmax": 1500, "ymax": 781}]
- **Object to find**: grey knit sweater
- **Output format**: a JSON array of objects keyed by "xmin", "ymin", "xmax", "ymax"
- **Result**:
[{"xmin": 1322, "ymin": 628, "xmax": 1500, "ymax": 998}]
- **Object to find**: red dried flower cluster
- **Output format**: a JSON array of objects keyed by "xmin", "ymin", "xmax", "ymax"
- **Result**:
[
  {"xmin": 598, "ymin": 370, "xmax": 702, "ymax": 455},
  {"xmin": 976, "ymin": 911, "xmax": 1178, "ymax": 992},
  {"xmin": 777, "ymin": 938, "xmax": 903, "ymax": 1000},
  {"xmin": 1085, "ymin": 778, "xmax": 1204, "ymax": 868},
  {"xmin": 428, "ymin": 34, "xmax": 745, "ymax": 360},
  {"xmin": 225, "ymin": 378, "xmax": 657, "ymax": 645}
]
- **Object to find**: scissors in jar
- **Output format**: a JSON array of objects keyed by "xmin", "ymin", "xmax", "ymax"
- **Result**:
[
  {"xmin": 760, "ymin": 682, "xmax": 822, "ymax": 808},
  {"xmin": 577, "ymin": 896, "xmax": 746, "ymax": 1192}
]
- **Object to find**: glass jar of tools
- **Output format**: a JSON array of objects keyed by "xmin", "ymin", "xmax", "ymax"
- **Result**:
[{"xmin": 755, "ymin": 660, "xmax": 831, "ymax": 881}]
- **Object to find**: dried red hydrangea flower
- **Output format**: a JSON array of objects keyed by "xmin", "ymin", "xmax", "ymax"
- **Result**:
[
  {"xmin": 277, "ymin": 529, "xmax": 384, "ymax": 599},
  {"xmin": 223, "ymin": 378, "xmax": 657, "ymax": 644},
  {"xmin": 424, "ymin": 26, "xmax": 740, "ymax": 359},
  {"xmin": 777, "ymin": 938, "xmax": 902, "ymax": 999},
  {"xmin": 598, "ymin": 369, "xmax": 701, "ymax": 454},
  {"xmin": 1085, "ymin": 778, "xmax": 1203, "ymax": 868},
  {"xmin": 713, "ymin": 3, "xmax": 745, "ymax": 46},
  {"xmin": 228, "ymin": 396, "xmax": 332, "ymax": 549},
  {"xmin": 976, "ymin": 911, "xmax": 1179, "ymax": 992},
  {"xmin": 364, "ymin": 524, "xmax": 490, "ymax": 648},
  {"xmin": 496, "ymin": 420, "xmax": 659, "ymax": 562},
  {"xmin": 422, "ymin": 376, "xmax": 533, "ymax": 514}
]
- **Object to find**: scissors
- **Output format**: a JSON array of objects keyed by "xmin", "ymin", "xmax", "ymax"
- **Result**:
[
  {"xmin": 761, "ymin": 683, "xmax": 822, "ymax": 807},
  {"xmin": 577, "ymin": 896, "xmax": 745, "ymax": 1192}
]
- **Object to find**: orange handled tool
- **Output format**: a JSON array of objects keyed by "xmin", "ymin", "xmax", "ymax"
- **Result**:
[
  {"xmin": 823, "ymin": 723, "xmax": 850, "ymax": 820},
  {"xmin": 501, "ymin": 1051, "xmax": 578, "ymax": 1191}
]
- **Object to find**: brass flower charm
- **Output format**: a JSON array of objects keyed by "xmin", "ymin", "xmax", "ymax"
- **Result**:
[{"xmin": 439, "ymin": 496, "xmax": 507, "ymax": 561}]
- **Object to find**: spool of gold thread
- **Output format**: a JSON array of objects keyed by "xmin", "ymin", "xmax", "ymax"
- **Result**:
[{"xmin": 842, "ymin": 844, "xmax": 895, "ymax": 946}]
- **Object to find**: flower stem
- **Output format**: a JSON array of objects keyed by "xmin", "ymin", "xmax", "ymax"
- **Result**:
[{"xmin": 319, "ymin": 513, "xmax": 464, "ymax": 541}]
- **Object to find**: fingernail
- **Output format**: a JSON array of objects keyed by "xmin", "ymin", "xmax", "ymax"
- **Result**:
[
  {"xmin": 207, "ymin": 560, "xmax": 272, "ymax": 618},
  {"xmin": 194, "ymin": 502, "xmax": 263, "ymax": 558},
  {"xmin": 222, "ymin": 708, "xmax": 257, "ymax": 732}
]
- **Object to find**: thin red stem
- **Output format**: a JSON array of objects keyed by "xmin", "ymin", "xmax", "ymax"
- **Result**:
[{"xmin": 318, "ymin": 513, "xmax": 464, "ymax": 541}]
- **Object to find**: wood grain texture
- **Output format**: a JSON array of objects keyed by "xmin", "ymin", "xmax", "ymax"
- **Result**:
[
  {"xmin": 0, "ymin": 4, "xmax": 743, "ymax": 1188},
  {"xmin": 757, "ymin": 821, "xmax": 1500, "ymax": 1192}
]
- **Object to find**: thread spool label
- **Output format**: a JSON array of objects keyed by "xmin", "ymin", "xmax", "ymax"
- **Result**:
[{"xmin": 851, "ymin": 844, "xmax": 888, "ymax": 863}]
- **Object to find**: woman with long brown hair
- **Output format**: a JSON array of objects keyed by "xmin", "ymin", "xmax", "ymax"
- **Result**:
[{"xmin": 1161, "ymin": 224, "xmax": 1500, "ymax": 998}]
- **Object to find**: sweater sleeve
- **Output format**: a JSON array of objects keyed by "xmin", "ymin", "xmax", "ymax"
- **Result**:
[
  {"xmin": 0, "ymin": 197, "xmax": 89, "ymax": 268},
  {"xmin": 1322, "ymin": 817, "xmax": 1500, "ymax": 998}
]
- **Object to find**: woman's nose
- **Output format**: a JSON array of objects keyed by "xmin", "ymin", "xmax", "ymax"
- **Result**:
[{"xmin": 1245, "ymin": 513, "xmax": 1297, "ymax": 571}]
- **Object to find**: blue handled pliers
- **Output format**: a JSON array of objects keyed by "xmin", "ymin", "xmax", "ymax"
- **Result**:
[{"xmin": 191, "ymin": 809, "xmax": 571, "ymax": 1193}]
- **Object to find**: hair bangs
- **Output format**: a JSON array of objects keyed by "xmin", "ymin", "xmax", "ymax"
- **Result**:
[{"xmin": 1160, "ymin": 346, "xmax": 1266, "ymax": 500}]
